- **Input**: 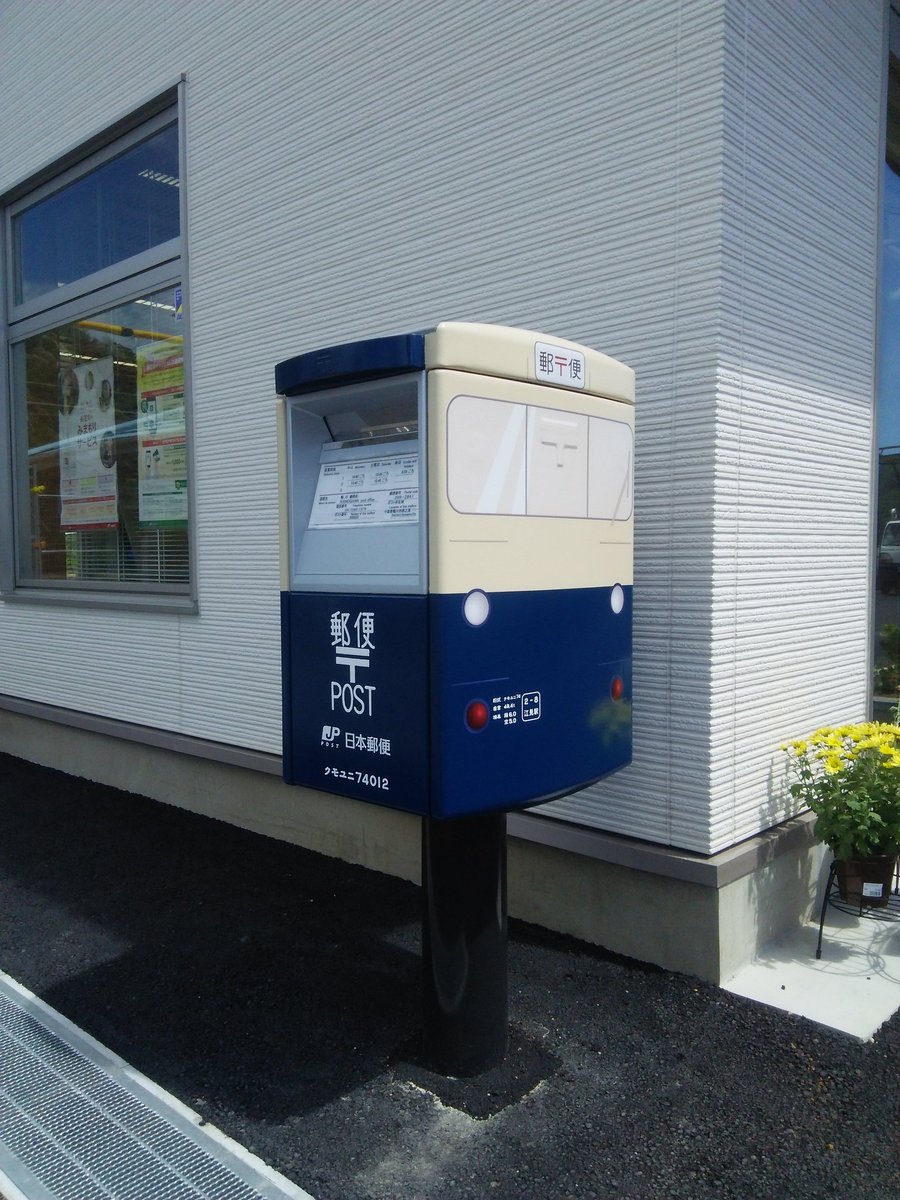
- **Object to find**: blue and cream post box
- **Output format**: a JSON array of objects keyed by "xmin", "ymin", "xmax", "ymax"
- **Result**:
[{"xmin": 275, "ymin": 322, "xmax": 634, "ymax": 819}]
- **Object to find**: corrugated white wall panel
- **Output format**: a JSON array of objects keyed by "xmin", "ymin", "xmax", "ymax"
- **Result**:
[
  {"xmin": 709, "ymin": 0, "xmax": 882, "ymax": 849},
  {"xmin": 0, "ymin": 0, "xmax": 884, "ymax": 852},
  {"xmin": 548, "ymin": 0, "xmax": 883, "ymax": 851},
  {"xmin": 543, "ymin": 4, "xmax": 729, "ymax": 848}
]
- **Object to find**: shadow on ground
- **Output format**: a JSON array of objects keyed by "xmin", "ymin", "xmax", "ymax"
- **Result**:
[{"xmin": 0, "ymin": 752, "xmax": 422, "ymax": 1121}]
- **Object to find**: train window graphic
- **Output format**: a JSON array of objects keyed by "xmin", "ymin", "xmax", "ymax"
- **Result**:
[{"xmin": 446, "ymin": 394, "xmax": 632, "ymax": 521}]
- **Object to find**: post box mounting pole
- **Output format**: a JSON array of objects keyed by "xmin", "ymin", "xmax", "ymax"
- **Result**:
[{"xmin": 421, "ymin": 811, "xmax": 508, "ymax": 1077}]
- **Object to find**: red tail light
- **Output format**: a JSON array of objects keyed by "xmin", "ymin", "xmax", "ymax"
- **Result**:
[{"xmin": 465, "ymin": 700, "xmax": 490, "ymax": 731}]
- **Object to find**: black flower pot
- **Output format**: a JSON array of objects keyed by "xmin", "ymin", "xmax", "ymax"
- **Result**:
[{"xmin": 835, "ymin": 854, "xmax": 898, "ymax": 908}]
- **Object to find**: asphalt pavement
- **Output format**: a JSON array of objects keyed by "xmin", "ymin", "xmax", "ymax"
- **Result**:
[{"xmin": 0, "ymin": 750, "xmax": 897, "ymax": 1200}]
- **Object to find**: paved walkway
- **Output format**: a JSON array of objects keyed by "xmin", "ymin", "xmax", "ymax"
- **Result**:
[{"xmin": 724, "ymin": 876, "xmax": 900, "ymax": 1039}]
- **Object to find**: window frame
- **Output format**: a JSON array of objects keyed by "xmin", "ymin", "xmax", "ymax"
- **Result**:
[
  {"xmin": 0, "ymin": 83, "xmax": 197, "ymax": 612},
  {"xmin": 5, "ymin": 106, "xmax": 181, "ymax": 325},
  {"xmin": 872, "ymin": 14, "xmax": 900, "ymax": 715}
]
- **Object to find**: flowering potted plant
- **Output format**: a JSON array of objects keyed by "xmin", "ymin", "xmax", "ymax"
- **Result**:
[{"xmin": 782, "ymin": 723, "xmax": 900, "ymax": 907}]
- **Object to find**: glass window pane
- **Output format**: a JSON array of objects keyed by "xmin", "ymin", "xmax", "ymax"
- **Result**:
[
  {"xmin": 16, "ymin": 286, "xmax": 189, "ymax": 586},
  {"xmin": 13, "ymin": 123, "xmax": 180, "ymax": 307},
  {"xmin": 875, "ymin": 37, "xmax": 900, "ymax": 715}
]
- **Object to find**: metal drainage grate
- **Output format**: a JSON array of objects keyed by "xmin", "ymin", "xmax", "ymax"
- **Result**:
[{"xmin": 0, "ymin": 975, "xmax": 312, "ymax": 1200}]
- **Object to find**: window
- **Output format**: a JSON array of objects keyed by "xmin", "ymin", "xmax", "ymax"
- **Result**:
[
  {"xmin": 2, "ymin": 94, "xmax": 190, "ymax": 601},
  {"xmin": 875, "ymin": 10, "xmax": 900, "ymax": 711}
]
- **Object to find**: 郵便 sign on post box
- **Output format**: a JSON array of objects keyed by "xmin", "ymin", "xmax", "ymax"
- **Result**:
[{"xmin": 275, "ymin": 322, "xmax": 634, "ymax": 818}]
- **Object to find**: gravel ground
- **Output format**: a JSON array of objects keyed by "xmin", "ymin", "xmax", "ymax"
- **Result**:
[{"xmin": 0, "ymin": 751, "xmax": 897, "ymax": 1200}]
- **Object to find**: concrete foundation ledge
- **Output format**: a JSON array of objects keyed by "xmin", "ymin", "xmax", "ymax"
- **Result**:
[
  {"xmin": 506, "ymin": 821, "xmax": 824, "ymax": 983},
  {"xmin": 0, "ymin": 700, "xmax": 822, "ymax": 983}
]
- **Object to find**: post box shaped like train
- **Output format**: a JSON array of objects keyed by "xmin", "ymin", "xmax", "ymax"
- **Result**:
[{"xmin": 275, "ymin": 322, "xmax": 633, "ymax": 819}]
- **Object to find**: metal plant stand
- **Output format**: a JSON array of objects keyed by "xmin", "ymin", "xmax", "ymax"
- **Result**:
[{"xmin": 816, "ymin": 858, "xmax": 900, "ymax": 959}]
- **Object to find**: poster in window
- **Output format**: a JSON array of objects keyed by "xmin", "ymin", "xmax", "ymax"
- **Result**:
[
  {"xmin": 136, "ymin": 337, "xmax": 187, "ymax": 527},
  {"xmin": 58, "ymin": 357, "xmax": 118, "ymax": 530}
]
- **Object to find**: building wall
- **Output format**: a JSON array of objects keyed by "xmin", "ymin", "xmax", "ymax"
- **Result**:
[
  {"xmin": 0, "ymin": 0, "xmax": 885, "ymax": 855},
  {"xmin": 713, "ymin": 0, "xmax": 883, "ymax": 845},
  {"xmin": 550, "ymin": 0, "xmax": 885, "ymax": 850}
]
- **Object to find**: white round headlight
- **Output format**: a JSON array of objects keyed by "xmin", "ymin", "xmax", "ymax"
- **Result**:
[{"xmin": 463, "ymin": 589, "xmax": 491, "ymax": 626}]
